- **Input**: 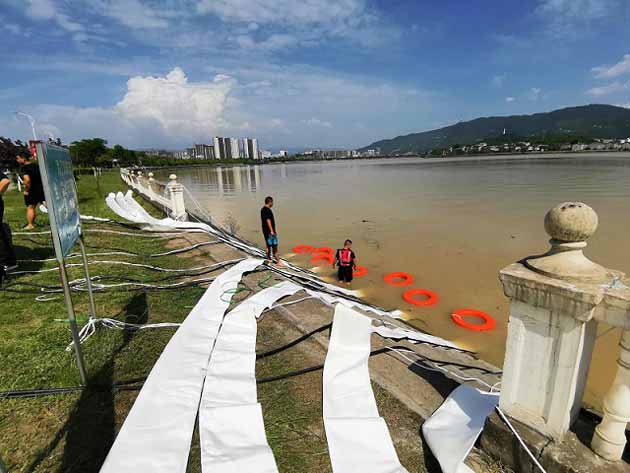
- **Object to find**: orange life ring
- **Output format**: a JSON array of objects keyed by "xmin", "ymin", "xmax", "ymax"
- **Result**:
[
  {"xmin": 384, "ymin": 272, "xmax": 414, "ymax": 286},
  {"xmin": 312, "ymin": 253, "xmax": 335, "ymax": 265},
  {"xmin": 451, "ymin": 309, "xmax": 496, "ymax": 332},
  {"xmin": 403, "ymin": 289, "xmax": 439, "ymax": 306},
  {"xmin": 313, "ymin": 247, "xmax": 334, "ymax": 255},
  {"xmin": 353, "ymin": 265, "xmax": 368, "ymax": 277},
  {"xmin": 293, "ymin": 245, "xmax": 315, "ymax": 254}
]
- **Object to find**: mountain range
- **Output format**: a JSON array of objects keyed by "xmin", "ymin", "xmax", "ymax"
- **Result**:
[{"xmin": 361, "ymin": 104, "xmax": 630, "ymax": 155}]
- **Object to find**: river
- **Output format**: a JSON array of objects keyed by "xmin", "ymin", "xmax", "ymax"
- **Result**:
[{"xmin": 156, "ymin": 153, "xmax": 630, "ymax": 410}]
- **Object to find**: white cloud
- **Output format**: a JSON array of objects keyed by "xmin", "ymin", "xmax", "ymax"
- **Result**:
[
  {"xmin": 24, "ymin": 0, "xmax": 84, "ymax": 33},
  {"xmin": 618, "ymin": 102, "xmax": 630, "ymax": 109},
  {"xmin": 93, "ymin": 0, "xmax": 173, "ymax": 29},
  {"xmin": 492, "ymin": 74, "xmax": 506, "ymax": 87},
  {"xmin": 1, "ymin": 63, "xmax": 433, "ymax": 150},
  {"xmin": 196, "ymin": 0, "xmax": 395, "ymax": 49},
  {"xmin": 505, "ymin": 96, "xmax": 515, "ymax": 103},
  {"xmin": 537, "ymin": 0, "xmax": 613, "ymax": 20},
  {"xmin": 528, "ymin": 87, "xmax": 542, "ymax": 101},
  {"xmin": 586, "ymin": 81, "xmax": 629, "ymax": 97},
  {"xmin": 592, "ymin": 54, "xmax": 630, "ymax": 79},
  {"xmin": 536, "ymin": 0, "xmax": 618, "ymax": 37},
  {"xmin": 197, "ymin": 0, "xmax": 368, "ymax": 28},
  {"xmin": 301, "ymin": 117, "xmax": 333, "ymax": 128},
  {"xmin": 2, "ymin": 68, "xmax": 235, "ymax": 148},
  {"xmin": 116, "ymin": 68, "xmax": 234, "ymax": 136}
]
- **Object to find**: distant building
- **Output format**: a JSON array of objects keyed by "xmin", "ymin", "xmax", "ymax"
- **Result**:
[
  {"xmin": 194, "ymin": 143, "xmax": 215, "ymax": 159},
  {"xmin": 279, "ymin": 150, "xmax": 288, "ymax": 158},
  {"xmin": 261, "ymin": 150, "xmax": 272, "ymax": 159},
  {"xmin": 242, "ymin": 138, "xmax": 260, "ymax": 160},
  {"xmin": 229, "ymin": 138, "xmax": 239, "ymax": 159}
]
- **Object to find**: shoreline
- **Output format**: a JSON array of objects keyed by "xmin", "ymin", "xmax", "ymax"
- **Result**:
[{"xmin": 138, "ymin": 150, "xmax": 630, "ymax": 172}]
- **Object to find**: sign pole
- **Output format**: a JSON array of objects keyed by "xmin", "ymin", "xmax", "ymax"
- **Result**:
[
  {"xmin": 57, "ymin": 258, "xmax": 88, "ymax": 386},
  {"xmin": 35, "ymin": 142, "xmax": 89, "ymax": 386},
  {"xmin": 78, "ymin": 235, "xmax": 97, "ymax": 319}
]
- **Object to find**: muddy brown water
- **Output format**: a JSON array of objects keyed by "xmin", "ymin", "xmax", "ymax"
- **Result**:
[{"xmin": 157, "ymin": 153, "xmax": 630, "ymax": 410}]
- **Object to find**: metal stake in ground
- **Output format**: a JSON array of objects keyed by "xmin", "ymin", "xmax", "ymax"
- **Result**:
[{"xmin": 78, "ymin": 235, "xmax": 97, "ymax": 319}]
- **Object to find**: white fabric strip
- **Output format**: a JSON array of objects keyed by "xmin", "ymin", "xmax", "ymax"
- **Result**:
[
  {"xmin": 422, "ymin": 385, "xmax": 499, "ymax": 473},
  {"xmin": 305, "ymin": 288, "xmax": 402, "ymax": 318},
  {"xmin": 323, "ymin": 305, "xmax": 408, "ymax": 473},
  {"xmin": 199, "ymin": 282, "xmax": 302, "ymax": 473},
  {"xmin": 99, "ymin": 258, "xmax": 262, "ymax": 473},
  {"xmin": 372, "ymin": 324, "xmax": 461, "ymax": 350}
]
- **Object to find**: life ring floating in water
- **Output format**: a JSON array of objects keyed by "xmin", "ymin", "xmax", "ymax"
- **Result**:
[
  {"xmin": 403, "ymin": 289, "xmax": 439, "ymax": 306},
  {"xmin": 353, "ymin": 265, "xmax": 368, "ymax": 277},
  {"xmin": 293, "ymin": 245, "xmax": 315, "ymax": 254},
  {"xmin": 451, "ymin": 308, "xmax": 496, "ymax": 332},
  {"xmin": 312, "ymin": 253, "xmax": 335, "ymax": 265},
  {"xmin": 384, "ymin": 272, "xmax": 414, "ymax": 286},
  {"xmin": 313, "ymin": 247, "xmax": 334, "ymax": 255}
]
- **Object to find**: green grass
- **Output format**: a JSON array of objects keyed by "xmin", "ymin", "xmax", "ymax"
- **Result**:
[{"xmin": 0, "ymin": 171, "xmax": 220, "ymax": 472}]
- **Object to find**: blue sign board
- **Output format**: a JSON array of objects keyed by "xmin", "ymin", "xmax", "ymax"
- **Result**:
[{"xmin": 36, "ymin": 142, "xmax": 81, "ymax": 257}]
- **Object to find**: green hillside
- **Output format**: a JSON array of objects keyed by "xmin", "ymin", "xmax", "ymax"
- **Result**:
[{"xmin": 362, "ymin": 104, "xmax": 630, "ymax": 154}]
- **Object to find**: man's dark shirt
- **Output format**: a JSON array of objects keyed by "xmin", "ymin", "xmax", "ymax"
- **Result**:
[
  {"xmin": 22, "ymin": 163, "xmax": 44, "ymax": 199},
  {"xmin": 261, "ymin": 206, "xmax": 276, "ymax": 237},
  {"xmin": 0, "ymin": 172, "xmax": 8, "ymax": 206}
]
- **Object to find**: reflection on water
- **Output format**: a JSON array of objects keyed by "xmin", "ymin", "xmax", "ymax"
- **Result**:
[
  {"xmin": 185, "ymin": 165, "xmax": 263, "ymax": 195},
  {"xmin": 157, "ymin": 154, "xmax": 630, "ymax": 411}
]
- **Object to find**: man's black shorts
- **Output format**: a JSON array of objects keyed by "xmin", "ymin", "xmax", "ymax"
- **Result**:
[
  {"xmin": 338, "ymin": 265, "xmax": 353, "ymax": 282},
  {"xmin": 24, "ymin": 193, "xmax": 44, "ymax": 206}
]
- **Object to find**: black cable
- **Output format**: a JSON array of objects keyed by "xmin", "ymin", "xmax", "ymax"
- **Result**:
[
  {"xmin": 0, "ymin": 380, "xmax": 145, "ymax": 399},
  {"xmin": 256, "ymin": 323, "xmax": 332, "ymax": 360},
  {"xmin": 256, "ymin": 347, "xmax": 392, "ymax": 384}
]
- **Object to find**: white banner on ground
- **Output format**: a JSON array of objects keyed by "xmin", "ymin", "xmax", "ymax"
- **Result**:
[
  {"xmin": 323, "ymin": 305, "xmax": 408, "ymax": 473},
  {"xmin": 199, "ymin": 281, "xmax": 302, "ymax": 473},
  {"xmin": 99, "ymin": 258, "xmax": 262, "ymax": 473},
  {"xmin": 422, "ymin": 384, "xmax": 499, "ymax": 473}
]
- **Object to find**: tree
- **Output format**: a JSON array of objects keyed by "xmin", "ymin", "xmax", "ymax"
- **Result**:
[
  {"xmin": 0, "ymin": 137, "xmax": 29, "ymax": 169},
  {"xmin": 69, "ymin": 138, "xmax": 108, "ymax": 167}
]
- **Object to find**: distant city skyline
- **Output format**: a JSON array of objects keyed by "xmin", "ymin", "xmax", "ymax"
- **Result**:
[{"xmin": 1, "ymin": 0, "xmax": 630, "ymax": 150}]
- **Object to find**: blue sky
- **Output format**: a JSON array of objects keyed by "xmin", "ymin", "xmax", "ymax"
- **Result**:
[{"xmin": 1, "ymin": 0, "xmax": 630, "ymax": 151}]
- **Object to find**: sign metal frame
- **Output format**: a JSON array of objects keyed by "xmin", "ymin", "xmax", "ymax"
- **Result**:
[{"xmin": 35, "ymin": 142, "xmax": 96, "ymax": 385}]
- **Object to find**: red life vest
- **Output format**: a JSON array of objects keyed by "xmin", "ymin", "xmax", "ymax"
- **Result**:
[{"xmin": 339, "ymin": 248, "xmax": 353, "ymax": 267}]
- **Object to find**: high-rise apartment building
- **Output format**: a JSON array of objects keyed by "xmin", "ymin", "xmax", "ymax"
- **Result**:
[{"xmin": 242, "ymin": 138, "xmax": 259, "ymax": 160}]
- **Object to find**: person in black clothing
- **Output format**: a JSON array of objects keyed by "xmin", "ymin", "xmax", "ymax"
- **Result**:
[
  {"xmin": 16, "ymin": 154, "xmax": 45, "ymax": 230},
  {"xmin": 260, "ymin": 196, "xmax": 281, "ymax": 265},
  {"xmin": 0, "ymin": 171, "xmax": 18, "ymax": 277},
  {"xmin": 333, "ymin": 239, "xmax": 356, "ymax": 284}
]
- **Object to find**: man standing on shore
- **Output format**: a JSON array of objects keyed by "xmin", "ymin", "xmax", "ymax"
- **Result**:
[
  {"xmin": 16, "ymin": 154, "xmax": 45, "ymax": 230},
  {"xmin": 261, "ymin": 196, "xmax": 281, "ymax": 265}
]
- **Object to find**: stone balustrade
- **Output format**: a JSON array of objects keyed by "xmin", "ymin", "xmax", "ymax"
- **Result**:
[
  {"xmin": 498, "ymin": 202, "xmax": 630, "ymax": 462},
  {"xmin": 119, "ymin": 168, "xmax": 187, "ymax": 221}
]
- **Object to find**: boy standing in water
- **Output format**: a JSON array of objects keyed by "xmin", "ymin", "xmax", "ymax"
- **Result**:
[
  {"xmin": 261, "ymin": 196, "xmax": 281, "ymax": 265},
  {"xmin": 334, "ymin": 239, "xmax": 356, "ymax": 285}
]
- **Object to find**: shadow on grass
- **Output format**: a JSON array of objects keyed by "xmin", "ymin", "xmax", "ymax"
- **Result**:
[{"xmin": 25, "ymin": 292, "xmax": 149, "ymax": 473}]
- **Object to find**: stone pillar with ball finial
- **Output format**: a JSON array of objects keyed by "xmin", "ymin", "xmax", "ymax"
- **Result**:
[
  {"xmin": 167, "ymin": 174, "xmax": 187, "ymax": 221},
  {"xmin": 498, "ymin": 202, "xmax": 623, "ymax": 441}
]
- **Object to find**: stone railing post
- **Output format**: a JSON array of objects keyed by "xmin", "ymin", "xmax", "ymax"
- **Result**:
[
  {"xmin": 498, "ymin": 202, "xmax": 623, "ymax": 442},
  {"xmin": 591, "ymin": 331, "xmax": 630, "ymax": 460},
  {"xmin": 167, "ymin": 174, "xmax": 187, "ymax": 221}
]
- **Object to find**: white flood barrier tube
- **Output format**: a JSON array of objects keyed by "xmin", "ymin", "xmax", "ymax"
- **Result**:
[
  {"xmin": 422, "ymin": 385, "xmax": 499, "ymax": 473},
  {"xmin": 323, "ymin": 305, "xmax": 408, "ymax": 473},
  {"xmin": 199, "ymin": 282, "xmax": 302, "ymax": 473},
  {"xmin": 99, "ymin": 258, "xmax": 262, "ymax": 473},
  {"xmin": 372, "ymin": 324, "xmax": 462, "ymax": 350}
]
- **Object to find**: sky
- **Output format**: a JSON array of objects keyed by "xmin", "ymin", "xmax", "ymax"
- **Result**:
[{"xmin": 1, "ymin": 0, "xmax": 630, "ymax": 151}]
